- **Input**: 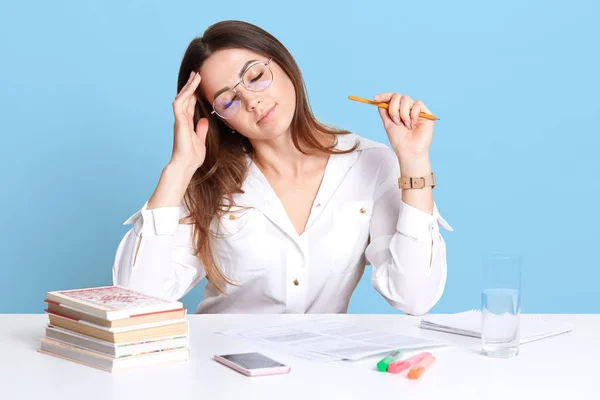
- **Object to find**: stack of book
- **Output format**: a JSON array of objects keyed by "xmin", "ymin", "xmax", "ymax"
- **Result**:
[{"xmin": 38, "ymin": 285, "xmax": 190, "ymax": 372}]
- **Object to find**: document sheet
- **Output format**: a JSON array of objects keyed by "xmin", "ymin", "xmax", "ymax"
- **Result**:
[{"xmin": 218, "ymin": 319, "xmax": 446, "ymax": 361}]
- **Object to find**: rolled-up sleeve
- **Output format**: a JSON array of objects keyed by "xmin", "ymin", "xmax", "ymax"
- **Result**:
[
  {"xmin": 366, "ymin": 150, "xmax": 453, "ymax": 316},
  {"xmin": 112, "ymin": 202, "xmax": 206, "ymax": 301}
]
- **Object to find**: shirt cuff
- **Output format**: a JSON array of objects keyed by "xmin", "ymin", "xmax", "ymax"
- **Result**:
[
  {"xmin": 396, "ymin": 200, "xmax": 453, "ymax": 242},
  {"xmin": 122, "ymin": 202, "xmax": 181, "ymax": 236}
]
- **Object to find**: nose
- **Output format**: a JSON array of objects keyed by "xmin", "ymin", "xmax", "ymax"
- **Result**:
[{"xmin": 238, "ymin": 87, "xmax": 263, "ymax": 111}]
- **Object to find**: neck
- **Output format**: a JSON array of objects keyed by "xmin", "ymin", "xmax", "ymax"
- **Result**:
[{"xmin": 250, "ymin": 131, "xmax": 329, "ymax": 178}]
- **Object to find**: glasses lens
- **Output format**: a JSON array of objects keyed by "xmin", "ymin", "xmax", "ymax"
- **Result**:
[
  {"xmin": 242, "ymin": 63, "xmax": 273, "ymax": 92},
  {"xmin": 213, "ymin": 90, "xmax": 241, "ymax": 119}
]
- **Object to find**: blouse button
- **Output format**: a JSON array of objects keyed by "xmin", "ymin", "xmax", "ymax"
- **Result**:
[
  {"xmin": 228, "ymin": 214, "xmax": 237, "ymax": 220},
  {"xmin": 315, "ymin": 203, "xmax": 321, "ymax": 208},
  {"xmin": 359, "ymin": 207, "xmax": 366, "ymax": 214},
  {"xmin": 293, "ymin": 279, "xmax": 299, "ymax": 286}
]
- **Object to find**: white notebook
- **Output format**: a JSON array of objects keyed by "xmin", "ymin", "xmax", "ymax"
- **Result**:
[{"xmin": 419, "ymin": 310, "xmax": 573, "ymax": 344}]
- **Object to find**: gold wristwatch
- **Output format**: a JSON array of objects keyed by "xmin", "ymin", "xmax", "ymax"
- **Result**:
[{"xmin": 398, "ymin": 172, "xmax": 436, "ymax": 189}]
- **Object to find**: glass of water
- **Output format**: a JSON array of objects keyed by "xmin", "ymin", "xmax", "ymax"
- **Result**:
[{"xmin": 481, "ymin": 252, "xmax": 522, "ymax": 358}]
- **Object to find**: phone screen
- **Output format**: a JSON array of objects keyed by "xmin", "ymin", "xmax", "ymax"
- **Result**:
[{"xmin": 219, "ymin": 352, "xmax": 286, "ymax": 369}]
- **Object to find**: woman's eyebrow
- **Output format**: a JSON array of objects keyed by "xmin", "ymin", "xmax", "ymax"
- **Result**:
[{"xmin": 213, "ymin": 59, "xmax": 259, "ymax": 98}]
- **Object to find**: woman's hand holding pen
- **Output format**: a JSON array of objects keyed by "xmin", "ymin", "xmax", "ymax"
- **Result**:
[
  {"xmin": 374, "ymin": 92, "xmax": 435, "ymax": 169},
  {"xmin": 375, "ymin": 92, "xmax": 435, "ymax": 214}
]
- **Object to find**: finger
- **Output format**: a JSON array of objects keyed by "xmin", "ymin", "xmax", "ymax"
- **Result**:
[
  {"xmin": 399, "ymin": 95, "xmax": 413, "ymax": 130},
  {"xmin": 175, "ymin": 72, "xmax": 201, "ymax": 101},
  {"xmin": 410, "ymin": 100, "xmax": 423, "ymax": 129},
  {"xmin": 176, "ymin": 71, "xmax": 198, "ymax": 99},
  {"xmin": 419, "ymin": 101, "xmax": 432, "ymax": 115},
  {"xmin": 195, "ymin": 117, "xmax": 209, "ymax": 142},
  {"xmin": 388, "ymin": 93, "xmax": 402, "ymax": 126},
  {"xmin": 180, "ymin": 72, "xmax": 201, "ymax": 99},
  {"xmin": 184, "ymin": 93, "xmax": 198, "ymax": 119},
  {"xmin": 374, "ymin": 92, "xmax": 401, "ymax": 129},
  {"xmin": 376, "ymin": 102, "xmax": 394, "ymax": 129},
  {"xmin": 183, "ymin": 70, "xmax": 194, "ymax": 88},
  {"xmin": 184, "ymin": 94, "xmax": 198, "ymax": 133},
  {"xmin": 187, "ymin": 70, "xmax": 194, "ymax": 82},
  {"xmin": 374, "ymin": 92, "xmax": 394, "ymax": 103},
  {"xmin": 173, "ymin": 73, "xmax": 201, "ymax": 117}
]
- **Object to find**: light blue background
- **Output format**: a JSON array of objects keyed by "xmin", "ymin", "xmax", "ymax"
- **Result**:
[{"xmin": 1, "ymin": 1, "xmax": 598, "ymax": 313}]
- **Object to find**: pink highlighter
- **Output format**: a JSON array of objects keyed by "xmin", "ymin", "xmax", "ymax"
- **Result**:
[
  {"xmin": 387, "ymin": 351, "xmax": 432, "ymax": 374},
  {"xmin": 407, "ymin": 354, "xmax": 436, "ymax": 379}
]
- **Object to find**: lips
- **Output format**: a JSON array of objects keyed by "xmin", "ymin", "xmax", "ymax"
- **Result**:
[{"xmin": 257, "ymin": 104, "xmax": 276, "ymax": 124}]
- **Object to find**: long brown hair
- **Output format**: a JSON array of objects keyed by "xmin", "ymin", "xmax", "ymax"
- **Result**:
[{"xmin": 176, "ymin": 20, "xmax": 358, "ymax": 293}]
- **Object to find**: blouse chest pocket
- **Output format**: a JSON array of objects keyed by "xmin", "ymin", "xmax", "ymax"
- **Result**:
[
  {"xmin": 325, "ymin": 200, "xmax": 374, "ymax": 274},
  {"xmin": 217, "ymin": 206, "xmax": 262, "ymax": 241},
  {"xmin": 214, "ymin": 206, "xmax": 273, "ymax": 283}
]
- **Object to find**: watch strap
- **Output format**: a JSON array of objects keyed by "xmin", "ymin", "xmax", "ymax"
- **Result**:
[{"xmin": 398, "ymin": 172, "xmax": 436, "ymax": 189}]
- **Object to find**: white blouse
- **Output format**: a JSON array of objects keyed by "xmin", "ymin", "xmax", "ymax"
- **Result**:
[{"xmin": 112, "ymin": 133, "xmax": 453, "ymax": 315}]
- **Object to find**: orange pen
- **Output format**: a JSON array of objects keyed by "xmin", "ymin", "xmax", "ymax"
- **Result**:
[
  {"xmin": 348, "ymin": 95, "xmax": 440, "ymax": 121},
  {"xmin": 407, "ymin": 354, "xmax": 436, "ymax": 379}
]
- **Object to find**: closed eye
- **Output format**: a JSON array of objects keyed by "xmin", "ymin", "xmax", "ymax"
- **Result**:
[
  {"xmin": 250, "ymin": 72, "xmax": 264, "ymax": 83},
  {"xmin": 223, "ymin": 94, "xmax": 241, "ymax": 109}
]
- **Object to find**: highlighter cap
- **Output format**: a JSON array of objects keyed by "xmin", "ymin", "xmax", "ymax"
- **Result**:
[
  {"xmin": 377, "ymin": 357, "xmax": 394, "ymax": 372},
  {"xmin": 376, "ymin": 350, "xmax": 403, "ymax": 372}
]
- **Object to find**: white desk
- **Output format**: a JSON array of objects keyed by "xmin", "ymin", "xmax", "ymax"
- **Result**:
[{"xmin": 0, "ymin": 314, "xmax": 597, "ymax": 400}]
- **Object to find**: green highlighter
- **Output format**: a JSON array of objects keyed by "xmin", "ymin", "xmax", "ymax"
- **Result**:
[{"xmin": 377, "ymin": 350, "xmax": 404, "ymax": 372}]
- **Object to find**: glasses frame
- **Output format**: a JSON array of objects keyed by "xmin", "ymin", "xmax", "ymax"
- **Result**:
[{"xmin": 210, "ymin": 58, "xmax": 274, "ymax": 120}]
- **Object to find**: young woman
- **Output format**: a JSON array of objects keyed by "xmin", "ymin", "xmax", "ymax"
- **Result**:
[{"xmin": 113, "ymin": 20, "xmax": 452, "ymax": 315}]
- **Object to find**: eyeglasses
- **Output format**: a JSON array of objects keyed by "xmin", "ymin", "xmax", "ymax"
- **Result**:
[{"xmin": 210, "ymin": 58, "xmax": 274, "ymax": 120}]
